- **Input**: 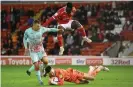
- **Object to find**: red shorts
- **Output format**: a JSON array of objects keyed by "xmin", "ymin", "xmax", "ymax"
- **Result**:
[
  {"xmin": 67, "ymin": 69, "xmax": 84, "ymax": 84},
  {"xmin": 73, "ymin": 70, "xmax": 84, "ymax": 80}
]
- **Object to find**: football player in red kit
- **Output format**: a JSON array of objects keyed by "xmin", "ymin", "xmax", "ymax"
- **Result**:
[
  {"xmin": 43, "ymin": 65, "xmax": 109, "ymax": 85},
  {"xmin": 43, "ymin": 2, "xmax": 92, "ymax": 55}
]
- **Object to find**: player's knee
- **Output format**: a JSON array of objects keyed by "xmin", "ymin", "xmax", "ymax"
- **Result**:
[
  {"xmin": 44, "ymin": 60, "xmax": 48, "ymax": 65},
  {"xmin": 84, "ymin": 74, "xmax": 95, "ymax": 81},
  {"xmin": 42, "ymin": 57, "xmax": 48, "ymax": 65},
  {"xmin": 34, "ymin": 62, "xmax": 39, "ymax": 71},
  {"xmin": 71, "ymin": 20, "xmax": 81, "ymax": 29}
]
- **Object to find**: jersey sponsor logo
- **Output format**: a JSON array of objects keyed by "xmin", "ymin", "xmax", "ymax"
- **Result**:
[
  {"xmin": 55, "ymin": 58, "xmax": 72, "ymax": 65},
  {"xmin": 111, "ymin": 59, "xmax": 130, "ymax": 65},
  {"xmin": 86, "ymin": 58, "xmax": 103, "ymax": 65}
]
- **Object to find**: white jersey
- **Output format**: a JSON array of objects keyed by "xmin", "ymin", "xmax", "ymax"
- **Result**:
[{"xmin": 23, "ymin": 26, "xmax": 58, "ymax": 52}]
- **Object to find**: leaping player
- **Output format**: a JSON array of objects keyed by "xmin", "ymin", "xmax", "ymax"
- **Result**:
[
  {"xmin": 43, "ymin": 2, "xmax": 92, "ymax": 55},
  {"xmin": 44, "ymin": 65, "xmax": 109, "ymax": 85}
]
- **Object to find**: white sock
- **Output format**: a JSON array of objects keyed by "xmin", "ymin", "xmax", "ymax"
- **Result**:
[
  {"xmin": 36, "ymin": 70, "xmax": 42, "ymax": 83},
  {"xmin": 28, "ymin": 65, "xmax": 35, "ymax": 72},
  {"xmin": 88, "ymin": 66, "xmax": 94, "ymax": 75}
]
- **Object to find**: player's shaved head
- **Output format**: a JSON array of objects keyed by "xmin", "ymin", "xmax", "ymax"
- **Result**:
[
  {"xmin": 67, "ymin": 2, "xmax": 73, "ymax": 9},
  {"xmin": 43, "ymin": 66, "xmax": 52, "ymax": 77},
  {"xmin": 45, "ymin": 66, "xmax": 52, "ymax": 73},
  {"xmin": 66, "ymin": 2, "xmax": 73, "ymax": 14}
]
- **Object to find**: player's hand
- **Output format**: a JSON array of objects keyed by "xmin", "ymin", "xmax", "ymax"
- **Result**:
[
  {"xmin": 83, "ymin": 36, "xmax": 92, "ymax": 43},
  {"xmin": 58, "ymin": 29, "xmax": 64, "ymax": 34},
  {"xmin": 59, "ymin": 46, "xmax": 64, "ymax": 55},
  {"xmin": 24, "ymin": 49, "xmax": 30, "ymax": 56},
  {"xmin": 72, "ymin": 7, "xmax": 76, "ymax": 12}
]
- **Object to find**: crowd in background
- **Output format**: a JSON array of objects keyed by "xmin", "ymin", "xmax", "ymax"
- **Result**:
[{"xmin": 1, "ymin": 1, "xmax": 133, "ymax": 55}]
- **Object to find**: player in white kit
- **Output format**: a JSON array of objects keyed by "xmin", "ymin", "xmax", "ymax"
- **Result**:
[{"xmin": 23, "ymin": 20, "xmax": 62, "ymax": 85}]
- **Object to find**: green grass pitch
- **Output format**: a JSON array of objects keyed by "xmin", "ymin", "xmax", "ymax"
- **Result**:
[{"xmin": 1, "ymin": 65, "xmax": 133, "ymax": 87}]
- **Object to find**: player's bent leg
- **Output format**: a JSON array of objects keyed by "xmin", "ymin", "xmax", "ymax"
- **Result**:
[
  {"xmin": 79, "ymin": 79, "xmax": 89, "ymax": 84},
  {"xmin": 96, "ymin": 65, "xmax": 109, "ymax": 72},
  {"xmin": 41, "ymin": 56, "xmax": 48, "ymax": 65},
  {"xmin": 57, "ymin": 26, "xmax": 65, "ymax": 55},
  {"xmin": 102, "ymin": 66, "xmax": 110, "ymax": 71},
  {"xmin": 34, "ymin": 61, "xmax": 44, "ymax": 85},
  {"xmin": 89, "ymin": 65, "xmax": 109, "ymax": 77},
  {"xmin": 41, "ymin": 56, "xmax": 48, "ymax": 70},
  {"xmin": 83, "ymin": 73, "xmax": 95, "ymax": 81},
  {"xmin": 34, "ymin": 62, "xmax": 40, "ymax": 71},
  {"xmin": 57, "ymin": 34, "xmax": 64, "ymax": 55},
  {"xmin": 88, "ymin": 66, "xmax": 96, "ymax": 76},
  {"xmin": 40, "ymin": 56, "xmax": 49, "ymax": 76},
  {"xmin": 26, "ymin": 65, "xmax": 35, "ymax": 76},
  {"xmin": 71, "ymin": 20, "xmax": 81, "ymax": 30},
  {"xmin": 71, "ymin": 20, "xmax": 92, "ymax": 43},
  {"xmin": 71, "ymin": 20, "xmax": 86, "ymax": 36}
]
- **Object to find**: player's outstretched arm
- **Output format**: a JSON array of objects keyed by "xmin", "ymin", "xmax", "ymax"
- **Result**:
[
  {"xmin": 23, "ymin": 30, "xmax": 28, "ymax": 49},
  {"xmin": 42, "ymin": 27, "xmax": 63, "ymax": 33},
  {"xmin": 23, "ymin": 30, "xmax": 30, "ymax": 56}
]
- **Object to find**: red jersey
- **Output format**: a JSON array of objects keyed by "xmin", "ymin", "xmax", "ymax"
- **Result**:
[
  {"xmin": 49, "ymin": 68, "xmax": 72, "ymax": 85},
  {"xmin": 54, "ymin": 68, "xmax": 72, "ymax": 81},
  {"xmin": 52, "ymin": 7, "xmax": 72, "ymax": 24},
  {"xmin": 50, "ymin": 68, "xmax": 84, "ymax": 85},
  {"xmin": 43, "ymin": 6, "xmax": 76, "ymax": 26}
]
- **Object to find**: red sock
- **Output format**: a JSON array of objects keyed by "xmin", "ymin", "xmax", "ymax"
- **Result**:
[
  {"xmin": 78, "ymin": 27, "xmax": 86, "ymax": 37},
  {"xmin": 57, "ymin": 35, "xmax": 63, "ymax": 47}
]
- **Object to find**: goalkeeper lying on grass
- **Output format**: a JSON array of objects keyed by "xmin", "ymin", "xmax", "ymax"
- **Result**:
[{"xmin": 43, "ymin": 65, "xmax": 109, "ymax": 85}]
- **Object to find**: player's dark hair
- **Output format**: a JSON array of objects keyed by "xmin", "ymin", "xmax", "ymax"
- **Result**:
[
  {"xmin": 33, "ymin": 20, "xmax": 40, "ymax": 24},
  {"xmin": 43, "ymin": 66, "xmax": 52, "ymax": 77},
  {"xmin": 67, "ymin": 2, "xmax": 73, "ymax": 9},
  {"xmin": 45, "ymin": 66, "xmax": 52, "ymax": 73},
  {"xmin": 31, "ymin": 20, "xmax": 40, "ymax": 26}
]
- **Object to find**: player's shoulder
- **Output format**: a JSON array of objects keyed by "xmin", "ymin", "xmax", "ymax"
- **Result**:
[
  {"xmin": 58, "ymin": 6, "xmax": 66, "ymax": 13},
  {"xmin": 40, "ymin": 26, "xmax": 48, "ymax": 31},
  {"xmin": 25, "ymin": 27, "xmax": 32, "ymax": 33}
]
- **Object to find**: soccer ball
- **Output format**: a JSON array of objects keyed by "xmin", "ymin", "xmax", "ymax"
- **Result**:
[
  {"xmin": 51, "ymin": 77, "xmax": 59, "ymax": 82},
  {"xmin": 48, "ymin": 77, "xmax": 59, "ymax": 85}
]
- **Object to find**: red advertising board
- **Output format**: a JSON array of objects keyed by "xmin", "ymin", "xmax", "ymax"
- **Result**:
[
  {"xmin": 86, "ymin": 58, "xmax": 103, "ymax": 65},
  {"xmin": 55, "ymin": 58, "xmax": 72, "ymax": 65}
]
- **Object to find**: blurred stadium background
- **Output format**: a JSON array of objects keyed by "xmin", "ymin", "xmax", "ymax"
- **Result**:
[{"xmin": 1, "ymin": 1, "xmax": 133, "ymax": 87}]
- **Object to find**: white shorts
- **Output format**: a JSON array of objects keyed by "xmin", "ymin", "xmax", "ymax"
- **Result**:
[
  {"xmin": 58, "ymin": 20, "xmax": 74, "ymax": 29},
  {"xmin": 29, "ymin": 50, "xmax": 47, "ymax": 63}
]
